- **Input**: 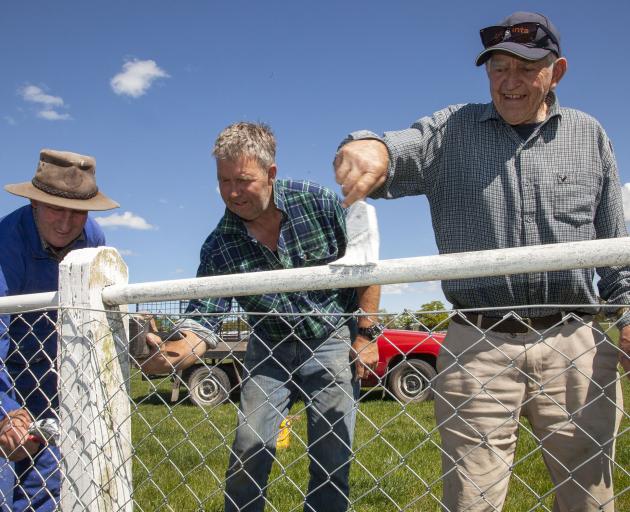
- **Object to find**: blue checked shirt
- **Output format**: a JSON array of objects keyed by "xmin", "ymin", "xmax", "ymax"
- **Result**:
[
  {"xmin": 346, "ymin": 93, "xmax": 630, "ymax": 320},
  {"xmin": 187, "ymin": 180, "xmax": 358, "ymax": 342}
]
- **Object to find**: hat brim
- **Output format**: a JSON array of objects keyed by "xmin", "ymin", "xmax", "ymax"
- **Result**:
[
  {"xmin": 4, "ymin": 182, "xmax": 119, "ymax": 211},
  {"xmin": 475, "ymin": 42, "xmax": 552, "ymax": 66}
]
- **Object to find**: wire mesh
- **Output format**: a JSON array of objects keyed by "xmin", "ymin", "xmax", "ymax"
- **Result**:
[{"xmin": 0, "ymin": 305, "xmax": 628, "ymax": 511}]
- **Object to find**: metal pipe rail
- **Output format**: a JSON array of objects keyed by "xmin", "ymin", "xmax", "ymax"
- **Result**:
[
  {"xmin": 103, "ymin": 237, "xmax": 630, "ymax": 304},
  {"xmin": 1, "ymin": 237, "xmax": 630, "ymax": 314},
  {"xmin": 0, "ymin": 291, "xmax": 57, "ymax": 314}
]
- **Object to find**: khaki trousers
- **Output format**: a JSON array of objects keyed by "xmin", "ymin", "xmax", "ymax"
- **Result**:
[{"xmin": 434, "ymin": 318, "xmax": 623, "ymax": 511}]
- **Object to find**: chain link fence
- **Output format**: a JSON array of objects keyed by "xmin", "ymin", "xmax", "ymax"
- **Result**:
[{"xmin": 0, "ymin": 304, "xmax": 628, "ymax": 511}]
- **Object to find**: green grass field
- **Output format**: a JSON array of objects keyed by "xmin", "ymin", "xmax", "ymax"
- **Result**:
[{"xmin": 128, "ymin": 368, "xmax": 629, "ymax": 511}]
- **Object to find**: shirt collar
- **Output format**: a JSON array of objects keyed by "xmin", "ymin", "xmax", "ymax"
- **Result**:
[
  {"xmin": 40, "ymin": 231, "xmax": 86, "ymax": 262},
  {"xmin": 22, "ymin": 206, "xmax": 49, "ymax": 259},
  {"xmin": 480, "ymin": 91, "xmax": 562, "ymax": 124},
  {"xmin": 272, "ymin": 180, "xmax": 288, "ymax": 215}
]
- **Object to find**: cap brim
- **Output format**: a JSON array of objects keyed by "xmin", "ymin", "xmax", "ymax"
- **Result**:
[
  {"xmin": 475, "ymin": 43, "xmax": 551, "ymax": 66},
  {"xmin": 4, "ymin": 182, "xmax": 119, "ymax": 211}
]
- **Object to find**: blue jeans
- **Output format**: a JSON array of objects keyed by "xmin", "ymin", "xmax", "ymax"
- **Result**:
[{"xmin": 224, "ymin": 335, "xmax": 359, "ymax": 512}]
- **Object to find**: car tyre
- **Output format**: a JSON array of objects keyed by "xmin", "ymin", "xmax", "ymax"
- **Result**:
[
  {"xmin": 387, "ymin": 359, "xmax": 437, "ymax": 403},
  {"xmin": 186, "ymin": 365, "xmax": 231, "ymax": 407}
]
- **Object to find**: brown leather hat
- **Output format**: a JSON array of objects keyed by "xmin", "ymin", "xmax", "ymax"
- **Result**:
[{"xmin": 4, "ymin": 149, "xmax": 119, "ymax": 211}]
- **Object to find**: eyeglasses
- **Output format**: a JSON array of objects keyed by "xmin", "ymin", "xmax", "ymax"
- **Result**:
[{"xmin": 479, "ymin": 22, "xmax": 558, "ymax": 49}]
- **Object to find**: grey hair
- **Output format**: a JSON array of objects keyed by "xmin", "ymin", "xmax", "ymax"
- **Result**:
[{"xmin": 213, "ymin": 122, "xmax": 276, "ymax": 169}]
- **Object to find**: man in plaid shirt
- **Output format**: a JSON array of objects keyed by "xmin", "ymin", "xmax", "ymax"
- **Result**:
[
  {"xmin": 334, "ymin": 11, "xmax": 629, "ymax": 512},
  {"xmin": 184, "ymin": 122, "xmax": 379, "ymax": 512}
]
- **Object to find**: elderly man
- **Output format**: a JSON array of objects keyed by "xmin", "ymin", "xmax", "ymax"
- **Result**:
[
  {"xmin": 0, "ymin": 149, "xmax": 118, "ymax": 511},
  {"xmin": 181, "ymin": 121, "xmax": 380, "ymax": 511},
  {"xmin": 334, "ymin": 11, "xmax": 629, "ymax": 512}
]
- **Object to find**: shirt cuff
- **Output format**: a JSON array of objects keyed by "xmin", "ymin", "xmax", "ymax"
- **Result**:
[{"xmin": 169, "ymin": 319, "xmax": 219, "ymax": 349}]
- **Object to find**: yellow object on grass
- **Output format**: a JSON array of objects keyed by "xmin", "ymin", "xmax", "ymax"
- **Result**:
[{"xmin": 276, "ymin": 418, "xmax": 292, "ymax": 450}]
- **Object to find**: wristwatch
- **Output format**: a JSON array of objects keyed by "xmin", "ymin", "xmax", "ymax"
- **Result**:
[{"xmin": 357, "ymin": 324, "xmax": 383, "ymax": 341}]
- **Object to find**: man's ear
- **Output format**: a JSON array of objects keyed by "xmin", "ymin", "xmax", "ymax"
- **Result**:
[
  {"xmin": 551, "ymin": 57, "xmax": 567, "ymax": 89},
  {"xmin": 267, "ymin": 164, "xmax": 277, "ymax": 181}
]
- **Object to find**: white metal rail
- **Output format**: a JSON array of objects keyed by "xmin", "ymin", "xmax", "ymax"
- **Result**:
[{"xmin": 1, "ymin": 237, "xmax": 630, "ymax": 313}]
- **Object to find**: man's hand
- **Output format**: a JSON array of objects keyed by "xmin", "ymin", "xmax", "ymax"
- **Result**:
[
  {"xmin": 619, "ymin": 325, "xmax": 630, "ymax": 379},
  {"xmin": 351, "ymin": 335, "xmax": 380, "ymax": 380},
  {"xmin": 140, "ymin": 330, "xmax": 207, "ymax": 375},
  {"xmin": 334, "ymin": 140, "xmax": 389, "ymax": 207},
  {"xmin": 0, "ymin": 409, "xmax": 40, "ymax": 461}
]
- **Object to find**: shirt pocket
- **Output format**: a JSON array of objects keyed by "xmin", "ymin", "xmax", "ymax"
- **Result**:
[
  {"xmin": 298, "ymin": 238, "xmax": 339, "ymax": 267},
  {"xmin": 553, "ymin": 173, "xmax": 598, "ymax": 227}
]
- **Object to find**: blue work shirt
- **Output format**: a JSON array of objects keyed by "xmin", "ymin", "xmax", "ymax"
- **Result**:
[{"xmin": 0, "ymin": 205, "xmax": 105, "ymax": 418}]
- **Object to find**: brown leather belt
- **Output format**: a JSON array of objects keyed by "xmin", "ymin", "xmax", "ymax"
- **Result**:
[{"xmin": 451, "ymin": 312, "xmax": 588, "ymax": 334}]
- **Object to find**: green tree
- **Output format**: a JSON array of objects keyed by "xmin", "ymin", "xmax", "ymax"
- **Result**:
[
  {"xmin": 391, "ymin": 310, "xmax": 417, "ymax": 330},
  {"xmin": 378, "ymin": 301, "xmax": 450, "ymax": 331},
  {"xmin": 414, "ymin": 300, "xmax": 450, "ymax": 331}
]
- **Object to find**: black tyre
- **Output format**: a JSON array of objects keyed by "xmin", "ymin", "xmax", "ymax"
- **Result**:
[
  {"xmin": 387, "ymin": 359, "xmax": 437, "ymax": 403},
  {"xmin": 186, "ymin": 365, "xmax": 231, "ymax": 407}
]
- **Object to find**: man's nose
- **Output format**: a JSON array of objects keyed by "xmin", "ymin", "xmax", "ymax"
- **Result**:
[
  {"xmin": 58, "ymin": 211, "xmax": 73, "ymax": 230},
  {"xmin": 230, "ymin": 183, "xmax": 243, "ymax": 197},
  {"xmin": 504, "ymin": 68, "xmax": 522, "ymax": 88}
]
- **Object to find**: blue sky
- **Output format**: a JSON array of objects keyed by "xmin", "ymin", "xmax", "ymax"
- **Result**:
[{"xmin": 2, "ymin": 1, "xmax": 629, "ymax": 312}]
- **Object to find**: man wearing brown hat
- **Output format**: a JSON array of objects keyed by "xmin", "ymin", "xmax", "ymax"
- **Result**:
[
  {"xmin": 334, "ymin": 11, "xmax": 628, "ymax": 512},
  {"xmin": 0, "ymin": 149, "xmax": 118, "ymax": 511}
]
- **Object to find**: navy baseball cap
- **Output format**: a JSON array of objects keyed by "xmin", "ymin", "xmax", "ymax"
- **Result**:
[{"xmin": 475, "ymin": 11, "xmax": 561, "ymax": 66}]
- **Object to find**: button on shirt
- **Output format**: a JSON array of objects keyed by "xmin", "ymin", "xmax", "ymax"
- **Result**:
[
  {"xmin": 346, "ymin": 93, "xmax": 630, "ymax": 319},
  {"xmin": 187, "ymin": 180, "xmax": 358, "ymax": 343}
]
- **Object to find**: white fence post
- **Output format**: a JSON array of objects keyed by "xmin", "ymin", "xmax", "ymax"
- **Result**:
[{"xmin": 58, "ymin": 247, "xmax": 132, "ymax": 511}]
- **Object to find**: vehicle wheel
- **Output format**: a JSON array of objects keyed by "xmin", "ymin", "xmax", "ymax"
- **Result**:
[
  {"xmin": 387, "ymin": 359, "xmax": 437, "ymax": 404},
  {"xmin": 186, "ymin": 365, "xmax": 231, "ymax": 407}
]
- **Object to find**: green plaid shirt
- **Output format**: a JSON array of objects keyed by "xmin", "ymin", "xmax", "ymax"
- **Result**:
[{"xmin": 187, "ymin": 180, "xmax": 358, "ymax": 343}]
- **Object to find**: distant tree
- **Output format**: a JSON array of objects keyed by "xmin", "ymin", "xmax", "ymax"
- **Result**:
[
  {"xmin": 389, "ymin": 310, "xmax": 417, "ymax": 330},
  {"xmin": 377, "ymin": 301, "xmax": 450, "ymax": 331},
  {"xmin": 415, "ymin": 300, "xmax": 450, "ymax": 331}
]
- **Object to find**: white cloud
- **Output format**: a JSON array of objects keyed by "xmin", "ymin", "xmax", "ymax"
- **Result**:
[
  {"xmin": 4, "ymin": 116, "xmax": 16, "ymax": 125},
  {"xmin": 118, "ymin": 249, "xmax": 135, "ymax": 256},
  {"xmin": 110, "ymin": 59, "xmax": 169, "ymax": 98},
  {"xmin": 622, "ymin": 183, "xmax": 630, "ymax": 222},
  {"xmin": 94, "ymin": 211, "xmax": 155, "ymax": 230},
  {"xmin": 383, "ymin": 281, "xmax": 442, "ymax": 296},
  {"xmin": 37, "ymin": 109, "xmax": 71, "ymax": 121},
  {"xmin": 380, "ymin": 280, "xmax": 449, "ymax": 314},
  {"xmin": 419, "ymin": 281, "xmax": 442, "ymax": 293},
  {"xmin": 382, "ymin": 283, "xmax": 413, "ymax": 295},
  {"xmin": 19, "ymin": 84, "xmax": 71, "ymax": 121},
  {"xmin": 20, "ymin": 85, "xmax": 64, "ymax": 106},
  {"xmin": 382, "ymin": 282, "xmax": 441, "ymax": 295}
]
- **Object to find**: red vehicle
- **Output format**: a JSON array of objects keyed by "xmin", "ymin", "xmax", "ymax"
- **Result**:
[
  {"xmin": 134, "ymin": 303, "xmax": 446, "ymax": 407},
  {"xmin": 174, "ymin": 328, "xmax": 446, "ymax": 407},
  {"xmin": 361, "ymin": 329, "xmax": 445, "ymax": 404}
]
